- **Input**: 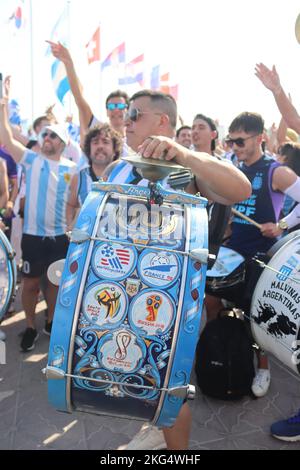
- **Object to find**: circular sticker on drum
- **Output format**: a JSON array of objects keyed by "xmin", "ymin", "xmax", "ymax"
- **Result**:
[
  {"xmin": 82, "ymin": 281, "xmax": 127, "ymax": 329},
  {"xmin": 129, "ymin": 289, "xmax": 175, "ymax": 336},
  {"xmin": 138, "ymin": 250, "xmax": 180, "ymax": 288},
  {"xmin": 97, "ymin": 328, "xmax": 146, "ymax": 373},
  {"xmin": 92, "ymin": 242, "xmax": 137, "ymax": 281}
]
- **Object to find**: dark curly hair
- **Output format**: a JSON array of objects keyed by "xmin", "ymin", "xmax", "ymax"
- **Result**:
[
  {"xmin": 83, "ymin": 123, "xmax": 123, "ymax": 161},
  {"xmin": 278, "ymin": 141, "xmax": 300, "ymax": 177}
]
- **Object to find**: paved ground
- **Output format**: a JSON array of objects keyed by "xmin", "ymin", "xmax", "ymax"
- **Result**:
[{"xmin": 0, "ymin": 285, "xmax": 299, "ymax": 451}]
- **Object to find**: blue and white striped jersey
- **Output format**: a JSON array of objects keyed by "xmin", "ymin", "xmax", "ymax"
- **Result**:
[{"xmin": 21, "ymin": 150, "xmax": 76, "ymax": 236}]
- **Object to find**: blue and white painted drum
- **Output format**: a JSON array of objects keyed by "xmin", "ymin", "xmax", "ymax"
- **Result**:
[
  {"xmin": 0, "ymin": 229, "xmax": 17, "ymax": 322},
  {"xmin": 46, "ymin": 182, "xmax": 208, "ymax": 427},
  {"xmin": 251, "ymin": 230, "xmax": 300, "ymax": 374}
]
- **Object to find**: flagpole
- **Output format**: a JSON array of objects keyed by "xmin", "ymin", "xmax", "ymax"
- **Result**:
[
  {"xmin": 29, "ymin": 0, "xmax": 34, "ymax": 122},
  {"xmin": 67, "ymin": 0, "xmax": 72, "ymax": 116},
  {"xmin": 99, "ymin": 24, "xmax": 103, "ymax": 120}
]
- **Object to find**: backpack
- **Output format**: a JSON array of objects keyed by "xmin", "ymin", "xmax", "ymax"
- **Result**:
[{"xmin": 195, "ymin": 311, "xmax": 255, "ymax": 400}]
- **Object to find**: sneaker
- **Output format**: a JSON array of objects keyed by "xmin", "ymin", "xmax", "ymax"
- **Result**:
[
  {"xmin": 251, "ymin": 368, "xmax": 271, "ymax": 397},
  {"xmin": 271, "ymin": 410, "xmax": 300, "ymax": 442},
  {"xmin": 117, "ymin": 423, "xmax": 165, "ymax": 450},
  {"xmin": 20, "ymin": 328, "xmax": 39, "ymax": 352},
  {"xmin": 0, "ymin": 329, "xmax": 6, "ymax": 341},
  {"xmin": 43, "ymin": 320, "xmax": 52, "ymax": 336}
]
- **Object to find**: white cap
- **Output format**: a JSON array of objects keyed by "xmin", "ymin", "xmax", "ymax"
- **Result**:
[{"xmin": 43, "ymin": 124, "xmax": 69, "ymax": 145}]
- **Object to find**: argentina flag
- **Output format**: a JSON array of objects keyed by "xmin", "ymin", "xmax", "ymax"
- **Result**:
[
  {"xmin": 46, "ymin": 6, "xmax": 70, "ymax": 103},
  {"xmin": 51, "ymin": 59, "xmax": 70, "ymax": 103}
]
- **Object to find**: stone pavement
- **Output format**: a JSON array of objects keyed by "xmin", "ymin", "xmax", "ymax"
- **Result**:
[{"xmin": 0, "ymin": 286, "xmax": 299, "ymax": 451}]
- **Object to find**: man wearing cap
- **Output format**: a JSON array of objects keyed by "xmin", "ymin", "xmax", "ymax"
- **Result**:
[{"xmin": 0, "ymin": 100, "xmax": 77, "ymax": 352}]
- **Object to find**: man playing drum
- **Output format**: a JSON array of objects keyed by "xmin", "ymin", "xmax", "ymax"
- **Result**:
[
  {"xmin": 103, "ymin": 89, "xmax": 251, "ymax": 450},
  {"xmin": 206, "ymin": 111, "xmax": 300, "ymax": 399}
]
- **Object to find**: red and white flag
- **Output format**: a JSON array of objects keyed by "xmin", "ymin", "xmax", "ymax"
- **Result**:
[{"xmin": 86, "ymin": 26, "xmax": 100, "ymax": 64}]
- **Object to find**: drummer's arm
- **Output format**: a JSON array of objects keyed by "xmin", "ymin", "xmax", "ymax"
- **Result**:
[
  {"xmin": 0, "ymin": 98, "xmax": 26, "ymax": 163},
  {"xmin": 66, "ymin": 174, "xmax": 80, "ymax": 231},
  {"xmin": 184, "ymin": 152, "xmax": 251, "ymax": 205},
  {"xmin": 137, "ymin": 137, "xmax": 251, "ymax": 204},
  {"xmin": 260, "ymin": 167, "xmax": 300, "ymax": 238}
]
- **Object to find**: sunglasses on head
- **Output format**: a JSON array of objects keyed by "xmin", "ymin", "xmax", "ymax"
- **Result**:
[
  {"xmin": 41, "ymin": 131, "xmax": 59, "ymax": 140},
  {"xmin": 125, "ymin": 108, "xmax": 163, "ymax": 122},
  {"xmin": 225, "ymin": 134, "xmax": 259, "ymax": 148},
  {"xmin": 106, "ymin": 102, "xmax": 128, "ymax": 110}
]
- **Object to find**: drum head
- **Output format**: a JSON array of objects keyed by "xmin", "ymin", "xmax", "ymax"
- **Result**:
[
  {"xmin": 251, "ymin": 231, "xmax": 300, "ymax": 373},
  {"xmin": 206, "ymin": 246, "xmax": 244, "ymax": 278},
  {"xmin": 47, "ymin": 259, "xmax": 65, "ymax": 286},
  {"xmin": 0, "ymin": 230, "xmax": 17, "ymax": 321}
]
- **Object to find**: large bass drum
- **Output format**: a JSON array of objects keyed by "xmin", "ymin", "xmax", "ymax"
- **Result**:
[
  {"xmin": 45, "ymin": 182, "xmax": 208, "ymax": 427},
  {"xmin": 0, "ymin": 229, "xmax": 17, "ymax": 322},
  {"xmin": 251, "ymin": 230, "xmax": 300, "ymax": 373}
]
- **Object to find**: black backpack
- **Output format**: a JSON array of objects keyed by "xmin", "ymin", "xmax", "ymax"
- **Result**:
[{"xmin": 195, "ymin": 311, "xmax": 255, "ymax": 400}]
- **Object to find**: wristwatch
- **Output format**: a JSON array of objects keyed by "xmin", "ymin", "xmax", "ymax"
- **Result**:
[{"xmin": 277, "ymin": 219, "xmax": 289, "ymax": 230}]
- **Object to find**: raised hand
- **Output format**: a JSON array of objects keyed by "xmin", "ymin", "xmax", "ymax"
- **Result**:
[
  {"xmin": 255, "ymin": 63, "xmax": 282, "ymax": 95},
  {"xmin": 46, "ymin": 40, "xmax": 72, "ymax": 65}
]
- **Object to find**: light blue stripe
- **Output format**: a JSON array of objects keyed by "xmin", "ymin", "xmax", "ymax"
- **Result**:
[
  {"xmin": 54, "ymin": 165, "xmax": 69, "ymax": 234},
  {"xmin": 78, "ymin": 169, "xmax": 90, "ymax": 206},
  {"xmin": 56, "ymin": 77, "xmax": 70, "ymax": 103},
  {"xmin": 107, "ymin": 161, "xmax": 127, "ymax": 182},
  {"xmin": 51, "ymin": 59, "xmax": 59, "ymax": 78},
  {"xmin": 23, "ymin": 163, "xmax": 33, "ymax": 234},
  {"xmin": 36, "ymin": 160, "xmax": 50, "ymax": 236}
]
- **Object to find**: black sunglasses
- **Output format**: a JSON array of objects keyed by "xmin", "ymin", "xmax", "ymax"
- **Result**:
[
  {"xmin": 125, "ymin": 108, "xmax": 163, "ymax": 122},
  {"xmin": 41, "ymin": 131, "xmax": 59, "ymax": 140},
  {"xmin": 225, "ymin": 134, "xmax": 259, "ymax": 148}
]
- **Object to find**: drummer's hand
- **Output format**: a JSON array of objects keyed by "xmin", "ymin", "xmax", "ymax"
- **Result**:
[
  {"xmin": 138, "ymin": 136, "xmax": 187, "ymax": 166},
  {"xmin": 260, "ymin": 222, "xmax": 283, "ymax": 238}
]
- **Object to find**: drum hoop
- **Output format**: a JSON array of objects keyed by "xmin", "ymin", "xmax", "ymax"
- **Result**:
[
  {"xmin": 0, "ymin": 230, "xmax": 17, "ymax": 321},
  {"xmin": 266, "ymin": 229, "xmax": 300, "ymax": 260}
]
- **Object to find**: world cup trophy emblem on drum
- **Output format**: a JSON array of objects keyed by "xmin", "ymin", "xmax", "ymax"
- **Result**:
[{"xmin": 44, "ymin": 154, "xmax": 209, "ymax": 427}]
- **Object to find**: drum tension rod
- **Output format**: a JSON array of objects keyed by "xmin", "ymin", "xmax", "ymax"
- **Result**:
[
  {"xmin": 253, "ymin": 257, "xmax": 300, "ymax": 285},
  {"xmin": 69, "ymin": 228, "xmax": 211, "ymax": 264},
  {"xmin": 42, "ymin": 366, "xmax": 196, "ymax": 400}
]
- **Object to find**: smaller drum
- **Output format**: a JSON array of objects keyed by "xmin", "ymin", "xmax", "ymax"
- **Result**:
[
  {"xmin": 205, "ymin": 246, "xmax": 245, "ymax": 292},
  {"xmin": 0, "ymin": 229, "xmax": 17, "ymax": 321},
  {"xmin": 251, "ymin": 230, "xmax": 300, "ymax": 374}
]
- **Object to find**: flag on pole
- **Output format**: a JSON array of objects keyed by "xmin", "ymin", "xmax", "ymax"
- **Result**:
[
  {"xmin": 9, "ymin": 5, "xmax": 23, "ymax": 29},
  {"xmin": 86, "ymin": 26, "xmax": 101, "ymax": 64},
  {"xmin": 101, "ymin": 42, "xmax": 125, "ymax": 71},
  {"xmin": 51, "ymin": 59, "xmax": 70, "ymax": 103},
  {"xmin": 46, "ymin": 7, "xmax": 70, "ymax": 104},
  {"xmin": 150, "ymin": 65, "xmax": 160, "ymax": 90},
  {"xmin": 45, "ymin": 6, "xmax": 69, "ymax": 55},
  {"xmin": 8, "ymin": 1, "xmax": 26, "ymax": 32},
  {"xmin": 118, "ymin": 54, "xmax": 144, "ymax": 86}
]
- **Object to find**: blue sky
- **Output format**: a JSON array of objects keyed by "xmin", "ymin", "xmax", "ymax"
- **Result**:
[{"xmin": 1, "ymin": 0, "xmax": 300, "ymax": 133}]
